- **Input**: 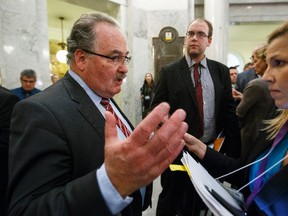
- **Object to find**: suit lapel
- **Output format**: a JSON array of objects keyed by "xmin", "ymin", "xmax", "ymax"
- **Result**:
[
  {"xmin": 63, "ymin": 73, "xmax": 134, "ymax": 140},
  {"xmin": 178, "ymin": 57, "xmax": 198, "ymax": 105},
  {"xmin": 63, "ymin": 73, "xmax": 106, "ymax": 141},
  {"xmin": 110, "ymin": 98, "xmax": 134, "ymax": 130}
]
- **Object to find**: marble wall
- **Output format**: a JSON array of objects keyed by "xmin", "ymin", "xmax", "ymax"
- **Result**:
[
  {"xmin": 121, "ymin": 7, "xmax": 190, "ymax": 126},
  {"xmin": 0, "ymin": 0, "xmax": 51, "ymax": 89},
  {"xmin": 0, "ymin": 0, "xmax": 191, "ymax": 127}
]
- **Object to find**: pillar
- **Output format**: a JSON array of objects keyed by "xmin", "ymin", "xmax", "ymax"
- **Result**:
[{"xmin": 204, "ymin": 0, "xmax": 229, "ymax": 64}]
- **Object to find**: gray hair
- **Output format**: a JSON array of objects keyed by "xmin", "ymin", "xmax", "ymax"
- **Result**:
[
  {"xmin": 20, "ymin": 69, "xmax": 37, "ymax": 80},
  {"xmin": 66, "ymin": 12, "xmax": 120, "ymax": 65}
]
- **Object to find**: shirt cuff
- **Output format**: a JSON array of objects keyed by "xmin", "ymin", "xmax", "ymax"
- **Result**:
[{"xmin": 96, "ymin": 164, "xmax": 132, "ymax": 215}]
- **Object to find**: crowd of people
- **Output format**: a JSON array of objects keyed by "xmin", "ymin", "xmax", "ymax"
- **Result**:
[
  {"xmin": 0, "ymin": 11, "xmax": 287, "ymax": 216},
  {"xmin": 185, "ymin": 21, "xmax": 288, "ymax": 215}
]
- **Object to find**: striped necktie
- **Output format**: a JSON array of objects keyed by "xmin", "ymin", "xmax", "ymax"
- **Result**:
[{"xmin": 101, "ymin": 98, "xmax": 131, "ymax": 137}]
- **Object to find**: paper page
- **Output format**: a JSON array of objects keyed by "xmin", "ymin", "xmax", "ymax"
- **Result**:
[{"xmin": 181, "ymin": 152, "xmax": 244, "ymax": 216}]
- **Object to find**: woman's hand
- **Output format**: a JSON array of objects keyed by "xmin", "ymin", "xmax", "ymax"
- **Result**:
[
  {"xmin": 232, "ymin": 89, "xmax": 243, "ymax": 100},
  {"xmin": 184, "ymin": 133, "xmax": 207, "ymax": 160}
]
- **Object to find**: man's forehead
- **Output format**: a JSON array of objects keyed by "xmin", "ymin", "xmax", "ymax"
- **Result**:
[{"xmin": 189, "ymin": 20, "xmax": 207, "ymax": 29}]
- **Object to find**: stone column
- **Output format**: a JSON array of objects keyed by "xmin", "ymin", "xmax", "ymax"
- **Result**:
[
  {"xmin": 187, "ymin": 0, "xmax": 195, "ymax": 23},
  {"xmin": 115, "ymin": 1, "xmax": 150, "ymax": 126},
  {"xmin": 204, "ymin": 0, "xmax": 229, "ymax": 64},
  {"xmin": 0, "ymin": 0, "xmax": 50, "ymax": 89}
]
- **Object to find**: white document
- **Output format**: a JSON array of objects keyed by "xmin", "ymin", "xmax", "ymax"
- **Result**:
[{"xmin": 181, "ymin": 151, "xmax": 245, "ymax": 216}]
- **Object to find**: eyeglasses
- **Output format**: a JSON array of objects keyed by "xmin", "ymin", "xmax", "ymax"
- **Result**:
[
  {"xmin": 186, "ymin": 31, "xmax": 208, "ymax": 39},
  {"xmin": 81, "ymin": 48, "xmax": 132, "ymax": 65}
]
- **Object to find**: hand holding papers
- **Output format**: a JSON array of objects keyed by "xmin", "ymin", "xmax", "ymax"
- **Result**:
[{"xmin": 181, "ymin": 152, "xmax": 246, "ymax": 216}]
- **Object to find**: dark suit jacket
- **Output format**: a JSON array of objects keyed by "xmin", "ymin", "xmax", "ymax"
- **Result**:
[
  {"xmin": 237, "ymin": 79, "xmax": 277, "ymax": 161},
  {"xmin": 151, "ymin": 57, "xmax": 241, "ymax": 158},
  {"xmin": 0, "ymin": 86, "xmax": 19, "ymax": 214},
  {"xmin": 7, "ymin": 73, "xmax": 142, "ymax": 216},
  {"xmin": 202, "ymin": 128, "xmax": 288, "ymax": 215},
  {"xmin": 235, "ymin": 69, "xmax": 258, "ymax": 93}
]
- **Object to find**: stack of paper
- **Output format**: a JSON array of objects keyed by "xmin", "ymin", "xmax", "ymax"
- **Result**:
[{"xmin": 181, "ymin": 151, "xmax": 246, "ymax": 216}]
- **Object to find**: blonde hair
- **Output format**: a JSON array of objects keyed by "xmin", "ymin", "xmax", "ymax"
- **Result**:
[
  {"xmin": 254, "ymin": 44, "xmax": 268, "ymax": 61},
  {"xmin": 264, "ymin": 110, "xmax": 288, "ymax": 140},
  {"xmin": 263, "ymin": 22, "xmax": 288, "ymax": 140}
]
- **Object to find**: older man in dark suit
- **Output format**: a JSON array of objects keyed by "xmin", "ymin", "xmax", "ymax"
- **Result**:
[
  {"xmin": 0, "ymin": 86, "xmax": 19, "ymax": 214},
  {"xmin": 7, "ymin": 13, "xmax": 188, "ymax": 216},
  {"xmin": 152, "ymin": 18, "xmax": 241, "ymax": 216}
]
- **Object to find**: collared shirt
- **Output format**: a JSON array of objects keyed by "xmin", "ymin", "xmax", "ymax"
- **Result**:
[
  {"xmin": 68, "ymin": 70, "xmax": 132, "ymax": 215},
  {"xmin": 11, "ymin": 87, "xmax": 41, "ymax": 100},
  {"xmin": 185, "ymin": 55, "xmax": 216, "ymax": 143}
]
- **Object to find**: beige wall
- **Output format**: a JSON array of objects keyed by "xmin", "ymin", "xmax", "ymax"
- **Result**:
[{"xmin": 228, "ymin": 23, "xmax": 282, "ymax": 70}]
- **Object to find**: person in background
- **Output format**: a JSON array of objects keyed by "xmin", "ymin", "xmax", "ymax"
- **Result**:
[
  {"xmin": 243, "ymin": 62, "xmax": 253, "ymax": 72},
  {"xmin": 0, "ymin": 86, "xmax": 19, "ymax": 215},
  {"xmin": 140, "ymin": 72, "xmax": 155, "ymax": 119},
  {"xmin": 11, "ymin": 69, "xmax": 41, "ymax": 100},
  {"xmin": 236, "ymin": 44, "xmax": 277, "ymax": 160},
  {"xmin": 234, "ymin": 45, "xmax": 266, "ymax": 93},
  {"xmin": 51, "ymin": 73, "xmax": 60, "ymax": 84},
  {"xmin": 151, "ymin": 18, "xmax": 241, "ymax": 216},
  {"xmin": 184, "ymin": 21, "xmax": 288, "ymax": 215},
  {"xmin": 233, "ymin": 44, "xmax": 267, "ymax": 103},
  {"xmin": 229, "ymin": 66, "xmax": 238, "ymax": 89},
  {"xmin": 7, "ymin": 12, "xmax": 188, "ymax": 216}
]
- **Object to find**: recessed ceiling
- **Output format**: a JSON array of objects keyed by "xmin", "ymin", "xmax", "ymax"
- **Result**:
[{"xmin": 47, "ymin": 0, "xmax": 119, "ymax": 41}]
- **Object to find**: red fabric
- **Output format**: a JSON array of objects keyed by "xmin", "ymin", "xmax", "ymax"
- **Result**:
[
  {"xmin": 101, "ymin": 98, "xmax": 131, "ymax": 137},
  {"xmin": 193, "ymin": 64, "xmax": 203, "ymax": 136}
]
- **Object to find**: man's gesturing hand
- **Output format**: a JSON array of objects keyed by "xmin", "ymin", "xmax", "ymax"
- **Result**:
[{"xmin": 104, "ymin": 102, "xmax": 188, "ymax": 197}]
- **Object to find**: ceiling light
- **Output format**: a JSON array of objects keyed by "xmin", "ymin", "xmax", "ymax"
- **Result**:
[{"xmin": 56, "ymin": 17, "xmax": 68, "ymax": 63}]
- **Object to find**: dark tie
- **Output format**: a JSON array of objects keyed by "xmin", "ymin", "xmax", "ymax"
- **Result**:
[
  {"xmin": 193, "ymin": 63, "xmax": 204, "ymax": 136},
  {"xmin": 100, "ymin": 98, "xmax": 131, "ymax": 137}
]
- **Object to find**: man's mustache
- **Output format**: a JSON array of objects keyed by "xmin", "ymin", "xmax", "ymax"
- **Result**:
[{"xmin": 114, "ymin": 73, "xmax": 126, "ymax": 80}]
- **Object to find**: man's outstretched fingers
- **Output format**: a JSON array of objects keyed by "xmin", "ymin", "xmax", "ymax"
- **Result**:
[{"xmin": 130, "ymin": 102, "xmax": 170, "ymax": 144}]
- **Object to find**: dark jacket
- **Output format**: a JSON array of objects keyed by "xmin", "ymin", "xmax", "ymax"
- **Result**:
[
  {"xmin": 0, "ymin": 86, "xmax": 19, "ymax": 214},
  {"xmin": 235, "ymin": 69, "xmax": 258, "ymax": 93},
  {"xmin": 237, "ymin": 79, "xmax": 277, "ymax": 161},
  {"xmin": 7, "ymin": 73, "xmax": 142, "ymax": 216},
  {"xmin": 202, "ymin": 128, "xmax": 288, "ymax": 215},
  {"xmin": 152, "ymin": 56, "xmax": 241, "ymax": 158},
  {"xmin": 11, "ymin": 87, "xmax": 41, "ymax": 100}
]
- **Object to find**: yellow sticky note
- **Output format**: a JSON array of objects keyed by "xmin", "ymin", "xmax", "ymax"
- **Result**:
[
  {"xmin": 169, "ymin": 164, "xmax": 186, "ymax": 171},
  {"xmin": 169, "ymin": 164, "xmax": 191, "ymax": 177}
]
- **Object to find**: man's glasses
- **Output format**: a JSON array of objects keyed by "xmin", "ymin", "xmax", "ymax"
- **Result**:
[
  {"xmin": 81, "ymin": 48, "xmax": 132, "ymax": 65},
  {"xmin": 186, "ymin": 31, "xmax": 208, "ymax": 39}
]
